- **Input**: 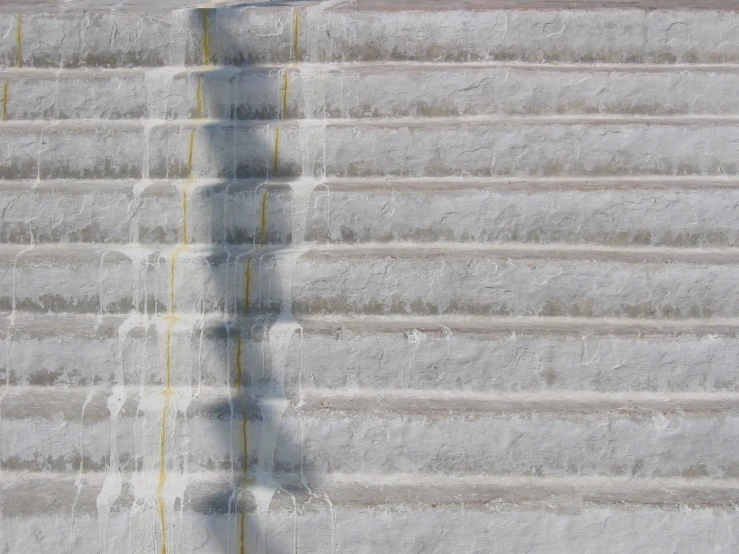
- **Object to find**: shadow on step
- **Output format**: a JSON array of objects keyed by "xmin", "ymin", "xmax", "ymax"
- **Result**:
[{"xmin": 180, "ymin": 5, "xmax": 321, "ymax": 553}]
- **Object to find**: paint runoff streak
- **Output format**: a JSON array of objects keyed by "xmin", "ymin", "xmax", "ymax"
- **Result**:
[
  {"xmin": 281, "ymin": 71, "xmax": 289, "ymax": 118},
  {"xmin": 2, "ymin": 79, "xmax": 8, "ymax": 121},
  {"xmin": 292, "ymin": 9, "xmax": 300, "ymax": 64},
  {"xmin": 158, "ymin": 67, "xmax": 202, "ymax": 554},
  {"xmin": 236, "ymin": 336, "xmax": 249, "ymax": 554},
  {"xmin": 240, "ymin": 510, "xmax": 248, "ymax": 554},
  {"xmin": 202, "ymin": 9, "xmax": 213, "ymax": 66},
  {"xmin": 168, "ymin": 181, "xmax": 193, "ymax": 309},
  {"xmin": 235, "ymin": 337, "xmax": 244, "ymax": 391},
  {"xmin": 187, "ymin": 131, "xmax": 197, "ymax": 184},
  {"xmin": 244, "ymin": 257, "xmax": 253, "ymax": 313},
  {"xmin": 195, "ymin": 74, "xmax": 205, "ymax": 120},
  {"xmin": 272, "ymin": 126, "xmax": 280, "ymax": 172},
  {"xmin": 160, "ymin": 200, "xmax": 186, "ymax": 552},
  {"xmin": 15, "ymin": 14, "xmax": 21, "ymax": 68},
  {"xmin": 259, "ymin": 190, "xmax": 269, "ymax": 246},
  {"xmin": 157, "ymin": 315, "xmax": 178, "ymax": 554}
]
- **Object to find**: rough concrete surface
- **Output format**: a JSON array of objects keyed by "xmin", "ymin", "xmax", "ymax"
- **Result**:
[{"xmin": 1, "ymin": 0, "xmax": 739, "ymax": 553}]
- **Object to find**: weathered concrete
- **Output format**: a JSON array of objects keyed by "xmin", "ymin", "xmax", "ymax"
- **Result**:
[
  {"xmin": 8, "ymin": 65, "xmax": 739, "ymax": 121},
  {"xmin": 5, "ymin": 313, "xmax": 739, "ymax": 392},
  {"xmin": 3, "ymin": 178, "xmax": 739, "ymax": 247},
  {"xmin": 2, "ymin": 1, "xmax": 739, "ymax": 552},
  {"xmin": 4, "ymin": 4, "xmax": 739, "ymax": 67},
  {"xmin": 2, "ymin": 243, "xmax": 739, "ymax": 317},
  {"xmin": 3, "ymin": 473, "xmax": 739, "ymax": 553}
]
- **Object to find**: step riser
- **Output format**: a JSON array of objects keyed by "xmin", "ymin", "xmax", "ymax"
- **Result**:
[
  {"xmin": 2, "ymin": 122, "xmax": 739, "ymax": 180},
  {"xmin": 7, "ymin": 66, "xmax": 739, "ymax": 120},
  {"xmin": 3, "ymin": 8, "xmax": 739, "ymax": 67},
  {"xmin": 4, "ymin": 248, "xmax": 739, "ymax": 317},
  {"xmin": 3, "ymin": 402, "xmax": 738, "ymax": 477},
  {"xmin": 4, "ymin": 184, "xmax": 739, "ymax": 248},
  {"xmin": 3, "ymin": 320, "xmax": 739, "ymax": 393}
]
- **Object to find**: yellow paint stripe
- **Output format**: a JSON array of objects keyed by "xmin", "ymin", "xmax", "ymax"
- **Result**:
[
  {"xmin": 235, "ymin": 336, "xmax": 243, "ymax": 390},
  {"xmin": 157, "ymin": 315, "xmax": 178, "ymax": 554},
  {"xmin": 292, "ymin": 9, "xmax": 300, "ymax": 64},
  {"xmin": 281, "ymin": 71, "xmax": 289, "ymax": 120},
  {"xmin": 259, "ymin": 189, "xmax": 269, "ymax": 246},
  {"xmin": 272, "ymin": 126, "xmax": 280, "ymax": 173},
  {"xmin": 244, "ymin": 257, "xmax": 253, "ymax": 314},
  {"xmin": 15, "ymin": 14, "xmax": 21, "ymax": 68},
  {"xmin": 195, "ymin": 74, "xmax": 205, "ymax": 120},
  {"xmin": 202, "ymin": 9, "xmax": 212, "ymax": 66},
  {"xmin": 2, "ymin": 79, "xmax": 8, "ymax": 121},
  {"xmin": 240, "ymin": 511, "xmax": 248, "ymax": 554},
  {"xmin": 187, "ymin": 130, "xmax": 197, "ymax": 182}
]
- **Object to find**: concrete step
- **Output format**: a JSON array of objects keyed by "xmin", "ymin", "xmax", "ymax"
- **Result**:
[
  {"xmin": 2, "ymin": 117, "xmax": 739, "ymax": 180},
  {"xmin": 2, "ymin": 243, "xmax": 739, "ymax": 317},
  {"xmin": 3, "ymin": 386, "xmax": 739, "ymax": 477},
  {"xmin": 4, "ymin": 177, "xmax": 739, "ymax": 247},
  {"xmin": 2, "ymin": 3, "xmax": 739, "ymax": 68},
  {"xmin": 4, "ymin": 1, "xmax": 739, "ymax": 551},
  {"xmin": 0, "ymin": 179, "xmax": 294, "ymax": 245},
  {"xmin": 6, "ymin": 63, "xmax": 739, "ymax": 121},
  {"xmin": 3, "ymin": 312, "xmax": 739, "ymax": 394},
  {"xmin": 3, "ymin": 472, "xmax": 739, "ymax": 553},
  {"xmin": 308, "ymin": 178, "xmax": 739, "ymax": 247},
  {"xmin": 292, "ymin": 244, "xmax": 739, "ymax": 318}
]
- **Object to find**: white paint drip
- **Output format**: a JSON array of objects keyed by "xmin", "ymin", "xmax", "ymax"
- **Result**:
[
  {"xmin": 403, "ymin": 328, "xmax": 426, "ymax": 387},
  {"xmin": 69, "ymin": 346, "xmax": 97, "ymax": 554},
  {"xmin": 131, "ymin": 180, "xmax": 155, "ymax": 245},
  {"xmin": 0, "ymin": 244, "xmax": 35, "ymax": 476},
  {"xmin": 96, "ymin": 386, "xmax": 126, "ymax": 554}
]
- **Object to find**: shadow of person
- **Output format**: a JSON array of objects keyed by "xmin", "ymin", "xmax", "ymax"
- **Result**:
[{"xmin": 165, "ymin": 5, "xmax": 326, "ymax": 553}]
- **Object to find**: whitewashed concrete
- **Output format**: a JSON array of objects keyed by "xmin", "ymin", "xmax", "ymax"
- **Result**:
[{"xmin": 2, "ymin": 1, "xmax": 739, "ymax": 552}]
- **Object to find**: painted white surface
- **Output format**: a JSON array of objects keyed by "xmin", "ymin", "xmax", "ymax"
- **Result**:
[{"xmin": 1, "ymin": 1, "xmax": 739, "ymax": 552}]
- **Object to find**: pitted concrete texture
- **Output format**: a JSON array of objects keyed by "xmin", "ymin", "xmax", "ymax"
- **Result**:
[
  {"xmin": 4, "ymin": 4, "xmax": 739, "ymax": 67},
  {"xmin": 2, "ymin": 0, "xmax": 739, "ymax": 553}
]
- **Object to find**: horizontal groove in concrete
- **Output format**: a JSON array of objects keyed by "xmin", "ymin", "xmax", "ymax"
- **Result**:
[
  {"xmin": 6, "ymin": 385, "xmax": 739, "ymax": 416},
  {"xmin": 3, "ymin": 471, "xmax": 739, "ymax": 518},
  {"xmin": 304, "ymin": 241, "xmax": 739, "ymax": 262},
  {"xmin": 4, "ymin": 114, "xmax": 739, "ymax": 126},
  {"xmin": 5, "ymin": 63, "xmax": 739, "ymax": 120}
]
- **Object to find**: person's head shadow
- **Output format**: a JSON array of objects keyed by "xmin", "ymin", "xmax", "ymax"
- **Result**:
[{"xmin": 167, "ymin": 5, "xmax": 325, "ymax": 552}]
